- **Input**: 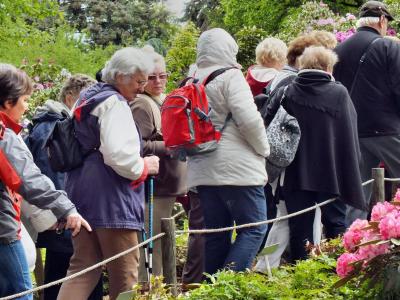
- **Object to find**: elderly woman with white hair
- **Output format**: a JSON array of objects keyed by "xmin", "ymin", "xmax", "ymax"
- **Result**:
[
  {"xmin": 246, "ymin": 37, "xmax": 287, "ymax": 97},
  {"xmin": 130, "ymin": 46, "xmax": 187, "ymax": 281},
  {"xmin": 58, "ymin": 47, "xmax": 159, "ymax": 300}
]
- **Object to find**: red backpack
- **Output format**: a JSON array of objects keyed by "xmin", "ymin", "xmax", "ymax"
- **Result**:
[{"xmin": 161, "ymin": 67, "xmax": 235, "ymax": 158}]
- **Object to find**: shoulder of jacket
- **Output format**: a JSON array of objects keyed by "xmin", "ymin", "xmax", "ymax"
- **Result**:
[
  {"xmin": 91, "ymin": 94, "xmax": 127, "ymax": 118},
  {"xmin": 131, "ymin": 95, "xmax": 153, "ymax": 111}
]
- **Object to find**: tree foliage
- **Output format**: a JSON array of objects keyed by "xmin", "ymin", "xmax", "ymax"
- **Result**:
[
  {"xmin": 62, "ymin": 0, "xmax": 176, "ymax": 47},
  {"xmin": 165, "ymin": 23, "xmax": 200, "ymax": 92},
  {"xmin": 235, "ymin": 27, "xmax": 268, "ymax": 70},
  {"xmin": 221, "ymin": 0, "xmax": 302, "ymax": 34},
  {"xmin": 182, "ymin": 0, "xmax": 224, "ymax": 31}
]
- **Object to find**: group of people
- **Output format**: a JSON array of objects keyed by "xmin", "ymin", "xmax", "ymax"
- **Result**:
[{"xmin": 1, "ymin": 0, "xmax": 400, "ymax": 299}]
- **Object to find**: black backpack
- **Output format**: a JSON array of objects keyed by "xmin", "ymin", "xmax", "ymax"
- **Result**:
[{"xmin": 45, "ymin": 116, "xmax": 85, "ymax": 172}]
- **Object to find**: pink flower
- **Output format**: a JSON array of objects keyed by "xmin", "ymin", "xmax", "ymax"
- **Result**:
[
  {"xmin": 317, "ymin": 18, "xmax": 335, "ymax": 26},
  {"xmin": 319, "ymin": 1, "xmax": 327, "ymax": 7},
  {"xmin": 387, "ymin": 28, "xmax": 397, "ymax": 37},
  {"xmin": 394, "ymin": 188, "xmax": 400, "ymax": 201},
  {"xmin": 336, "ymin": 28, "xmax": 356, "ymax": 43},
  {"xmin": 371, "ymin": 201, "xmax": 397, "ymax": 222},
  {"xmin": 336, "ymin": 253, "xmax": 360, "ymax": 277},
  {"xmin": 346, "ymin": 13, "xmax": 356, "ymax": 21},
  {"xmin": 343, "ymin": 219, "xmax": 369, "ymax": 252},
  {"xmin": 358, "ymin": 243, "xmax": 389, "ymax": 260},
  {"xmin": 33, "ymin": 83, "xmax": 44, "ymax": 90},
  {"xmin": 379, "ymin": 211, "xmax": 400, "ymax": 240},
  {"xmin": 357, "ymin": 230, "xmax": 390, "ymax": 260}
]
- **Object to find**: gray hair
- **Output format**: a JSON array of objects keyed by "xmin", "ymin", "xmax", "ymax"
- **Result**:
[
  {"xmin": 298, "ymin": 46, "xmax": 338, "ymax": 72},
  {"xmin": 356, "ymin": 17, "xmax": 380, "ymax": 28},
  {"xmin": 141, "ymin": 45, "xmax": 166, "ymax": 70},
  {"xmin": 102, "ymin": 47, "xmax": 155, "ymax": 84},
  {"xmin": 58, "ymin": 74, "xmax": 96, "ymax": 103}
]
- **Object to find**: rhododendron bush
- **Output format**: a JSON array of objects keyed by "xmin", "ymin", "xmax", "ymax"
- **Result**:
[{"xmin": 335, "ymin": 189, "xmax": 400, "ymax": 298}]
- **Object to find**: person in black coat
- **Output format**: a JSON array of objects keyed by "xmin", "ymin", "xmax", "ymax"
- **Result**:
[
  {"xmin": 333, "ymin": 1, "xmax": 400, "ymax": 226},
  {"xmin": 264, "ymin": 46, "xmax": 366, "ymax": 261}
]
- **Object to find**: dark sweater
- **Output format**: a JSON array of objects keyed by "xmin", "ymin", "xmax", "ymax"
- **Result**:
[
  {"xmin": 265, "ymin": 70, "xmax": 366, "ymax": 210},
  {"xmin": 333, "ymin": 26, "xmax": 400, "ymax": 137}
]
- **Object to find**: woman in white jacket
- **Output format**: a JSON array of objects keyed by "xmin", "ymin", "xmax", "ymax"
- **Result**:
[{"xmin": 187, "ymin": 28, "xmax": 270, "ymax": 274}]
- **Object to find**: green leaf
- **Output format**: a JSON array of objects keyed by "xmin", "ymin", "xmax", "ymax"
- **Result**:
[
  {"xmin": 258, "ymin": 243, "xmax": 280, "ymax": 256},
  {"xmin": 116, "ymin": 290, "xmax": 133, "ymax": 300},
  {"xmin": 391, "ymin": 238, "xmax": 400, "ymax": 246}
]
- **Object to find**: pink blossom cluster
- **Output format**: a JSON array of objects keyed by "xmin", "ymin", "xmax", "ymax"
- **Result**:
[
  {"xmin": 358, "ymin": 230, "xmax": 389, "ymax": 260},
  {"xmin": 371, "ymin": 201, "xmax": 397, "ymax": 222},
  {"xmin": 379, "ymin": 211, "xmax": 400, "ymax": 240},
  {"xmin": 343, "ymin": 219, "xmax": 369, "ymax": 252},
  {"xmin": 337, "ymin": 190, "xmax": 400, "ymax": 278},
  {"xmin": 316, "ymin": 18, "xmax": 335, "ymax": 26},
  {"xmin": 336, "ymin": 253, "xmax": 360, "ymax": 278},
  {"xmin": 335, "ymin": 28, "xmax": 356, "ymax": 43}
]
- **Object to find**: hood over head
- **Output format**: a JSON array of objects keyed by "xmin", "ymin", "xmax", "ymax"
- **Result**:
[
  {"xmin": 32, "ymin": 100, "xmax": 70, "ymax": 123},
  {"xmin": 196, "ymin": 28, "xmax": 241, "ymax": 69}
]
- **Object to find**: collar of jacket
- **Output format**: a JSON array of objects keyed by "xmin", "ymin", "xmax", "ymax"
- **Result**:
[
  {"xmin": 295, "ymin": 69, "xmax": 333, "ymax": 85},
  {"xmin": 0, "ymin": 111, "xmax": 22, "ymax": 135},
  {"xmin": 357, "ymin": 26, "xmax": 381, "ymax": 35}
]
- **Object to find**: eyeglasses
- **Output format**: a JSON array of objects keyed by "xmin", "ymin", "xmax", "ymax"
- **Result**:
[
  {"xmin": 136, "ymin": 79, "xmax": 148, "ymax": 87},
  {"xmin": 148, "ymin": 73, "xmax": 168, "ymax": 81}
]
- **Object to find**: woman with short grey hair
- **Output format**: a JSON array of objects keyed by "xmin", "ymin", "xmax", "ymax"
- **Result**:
[{"xmin": 58, "ymin": 47, "xmax": 160, "ymax": 300}]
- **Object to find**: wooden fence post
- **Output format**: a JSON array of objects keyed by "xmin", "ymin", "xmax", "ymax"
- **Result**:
[
  {"xmin": 161, "ymin": 217, "xmax": 177, "ymax": 296},
  {"xmin": 370, "ymin": 167, "xmax": 385, "ymax": 210}
]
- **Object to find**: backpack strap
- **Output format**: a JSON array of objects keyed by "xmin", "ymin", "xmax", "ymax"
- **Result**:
[
  {"xmin": 349, "ymin": 37, "xmax": 381, "ymax": 96},
  {"xmin": 203, "ymin": 67, "xmax": 237, "ymax": 86}
]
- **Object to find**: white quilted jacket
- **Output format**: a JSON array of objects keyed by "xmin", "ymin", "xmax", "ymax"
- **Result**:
[{"xmin": 187, "ymin": 28, "xmax": 269, "ymax": 188}]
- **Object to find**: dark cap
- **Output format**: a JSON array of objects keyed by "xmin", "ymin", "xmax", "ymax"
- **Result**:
[{"xmin": 359, "ymin": 1, "xmax": 394, "ymax": 21}]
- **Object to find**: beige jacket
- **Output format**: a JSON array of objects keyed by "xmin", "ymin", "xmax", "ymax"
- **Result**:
[
  {"xmin": 130, "ymin": 94, "xmax": 187, "ymax": 196},
  {"xmin": 187, "ymin": 28, "xmax": 269, "ymax": 188}
]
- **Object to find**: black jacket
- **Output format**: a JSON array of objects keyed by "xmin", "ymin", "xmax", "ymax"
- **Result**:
[
  {"xmin": 265, "ymin": 70, "xmax": 366, "ymax": 210},
  {"xmin": 333, "ymin": 27, "xmax": 400, "ymax": 137}
]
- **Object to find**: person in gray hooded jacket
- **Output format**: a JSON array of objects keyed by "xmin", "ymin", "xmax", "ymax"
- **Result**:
[{"xmin": 187, "ymin": 28, "xmax": 270, "ymax": 275}]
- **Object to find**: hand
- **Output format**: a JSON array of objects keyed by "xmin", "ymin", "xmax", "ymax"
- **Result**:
[
  {"xmin": 65, "ymin": 213, "xmax": 92, "ymax": 237},
  {"xmin": 144, "ymin": 155, "xmax": 160, "ymax": 175}
]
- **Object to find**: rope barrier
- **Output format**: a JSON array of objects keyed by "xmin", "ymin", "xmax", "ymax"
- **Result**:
[
  {"xmin": 0, "ymin": 233, "xmax": 165, "ymax": 300},
  {"xmin": 384, "ymin": 177, "xmax": 400, "ymax": 182},
  {"xmin": 2, "ymin": 178, "xmax": 374, "ymax": 299},
  {"xmin": 176, "ymin": 198, "xmax": 337, "ymax": 235},
  {"xmin": 172, "ymin": 209, "xmax": 185, "ymax": 220},
  {"xmin": 362, "ymin": 179, "xmax": 374, "ymax": 186}
]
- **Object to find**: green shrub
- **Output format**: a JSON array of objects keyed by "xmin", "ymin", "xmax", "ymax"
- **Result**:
[
  {"xmin": 165, "ymin": 23, "xmax": 200, "ymax": 92},
  {"xmin": 235, "ymin": 26, "xmax": 268, "ymax": 70}
]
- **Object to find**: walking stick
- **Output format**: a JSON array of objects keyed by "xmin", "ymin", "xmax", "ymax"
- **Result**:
[
  {"xmin": 141, "ymin": 230, "xmax": 150, "ymax": 283},
  {"xmin": 148, "ymin": 176, "xmax": 155, "ymax": 288}
]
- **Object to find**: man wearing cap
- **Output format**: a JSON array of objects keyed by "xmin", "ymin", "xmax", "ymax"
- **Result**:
[{"xmin": 333, "ymin": 1, "xmax": 400, "ymax": 226}]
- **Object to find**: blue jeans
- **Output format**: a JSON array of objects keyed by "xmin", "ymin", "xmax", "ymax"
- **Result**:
[
  {"xmin": 0, "ymin": 240, "xmax": 33, "ymax": 300},
  {"xmin": 198, "ymin": 185, "xmax": 267, "ymax": 274}
]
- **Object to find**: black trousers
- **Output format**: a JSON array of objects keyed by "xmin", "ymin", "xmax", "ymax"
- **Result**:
[
  {"xmin": 43, "ymin": 250, "xmax": 103, "ymax": 300},
  {"xmin": 285, "ymin": 190, "xmax": 346, "ymax": 261}
]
